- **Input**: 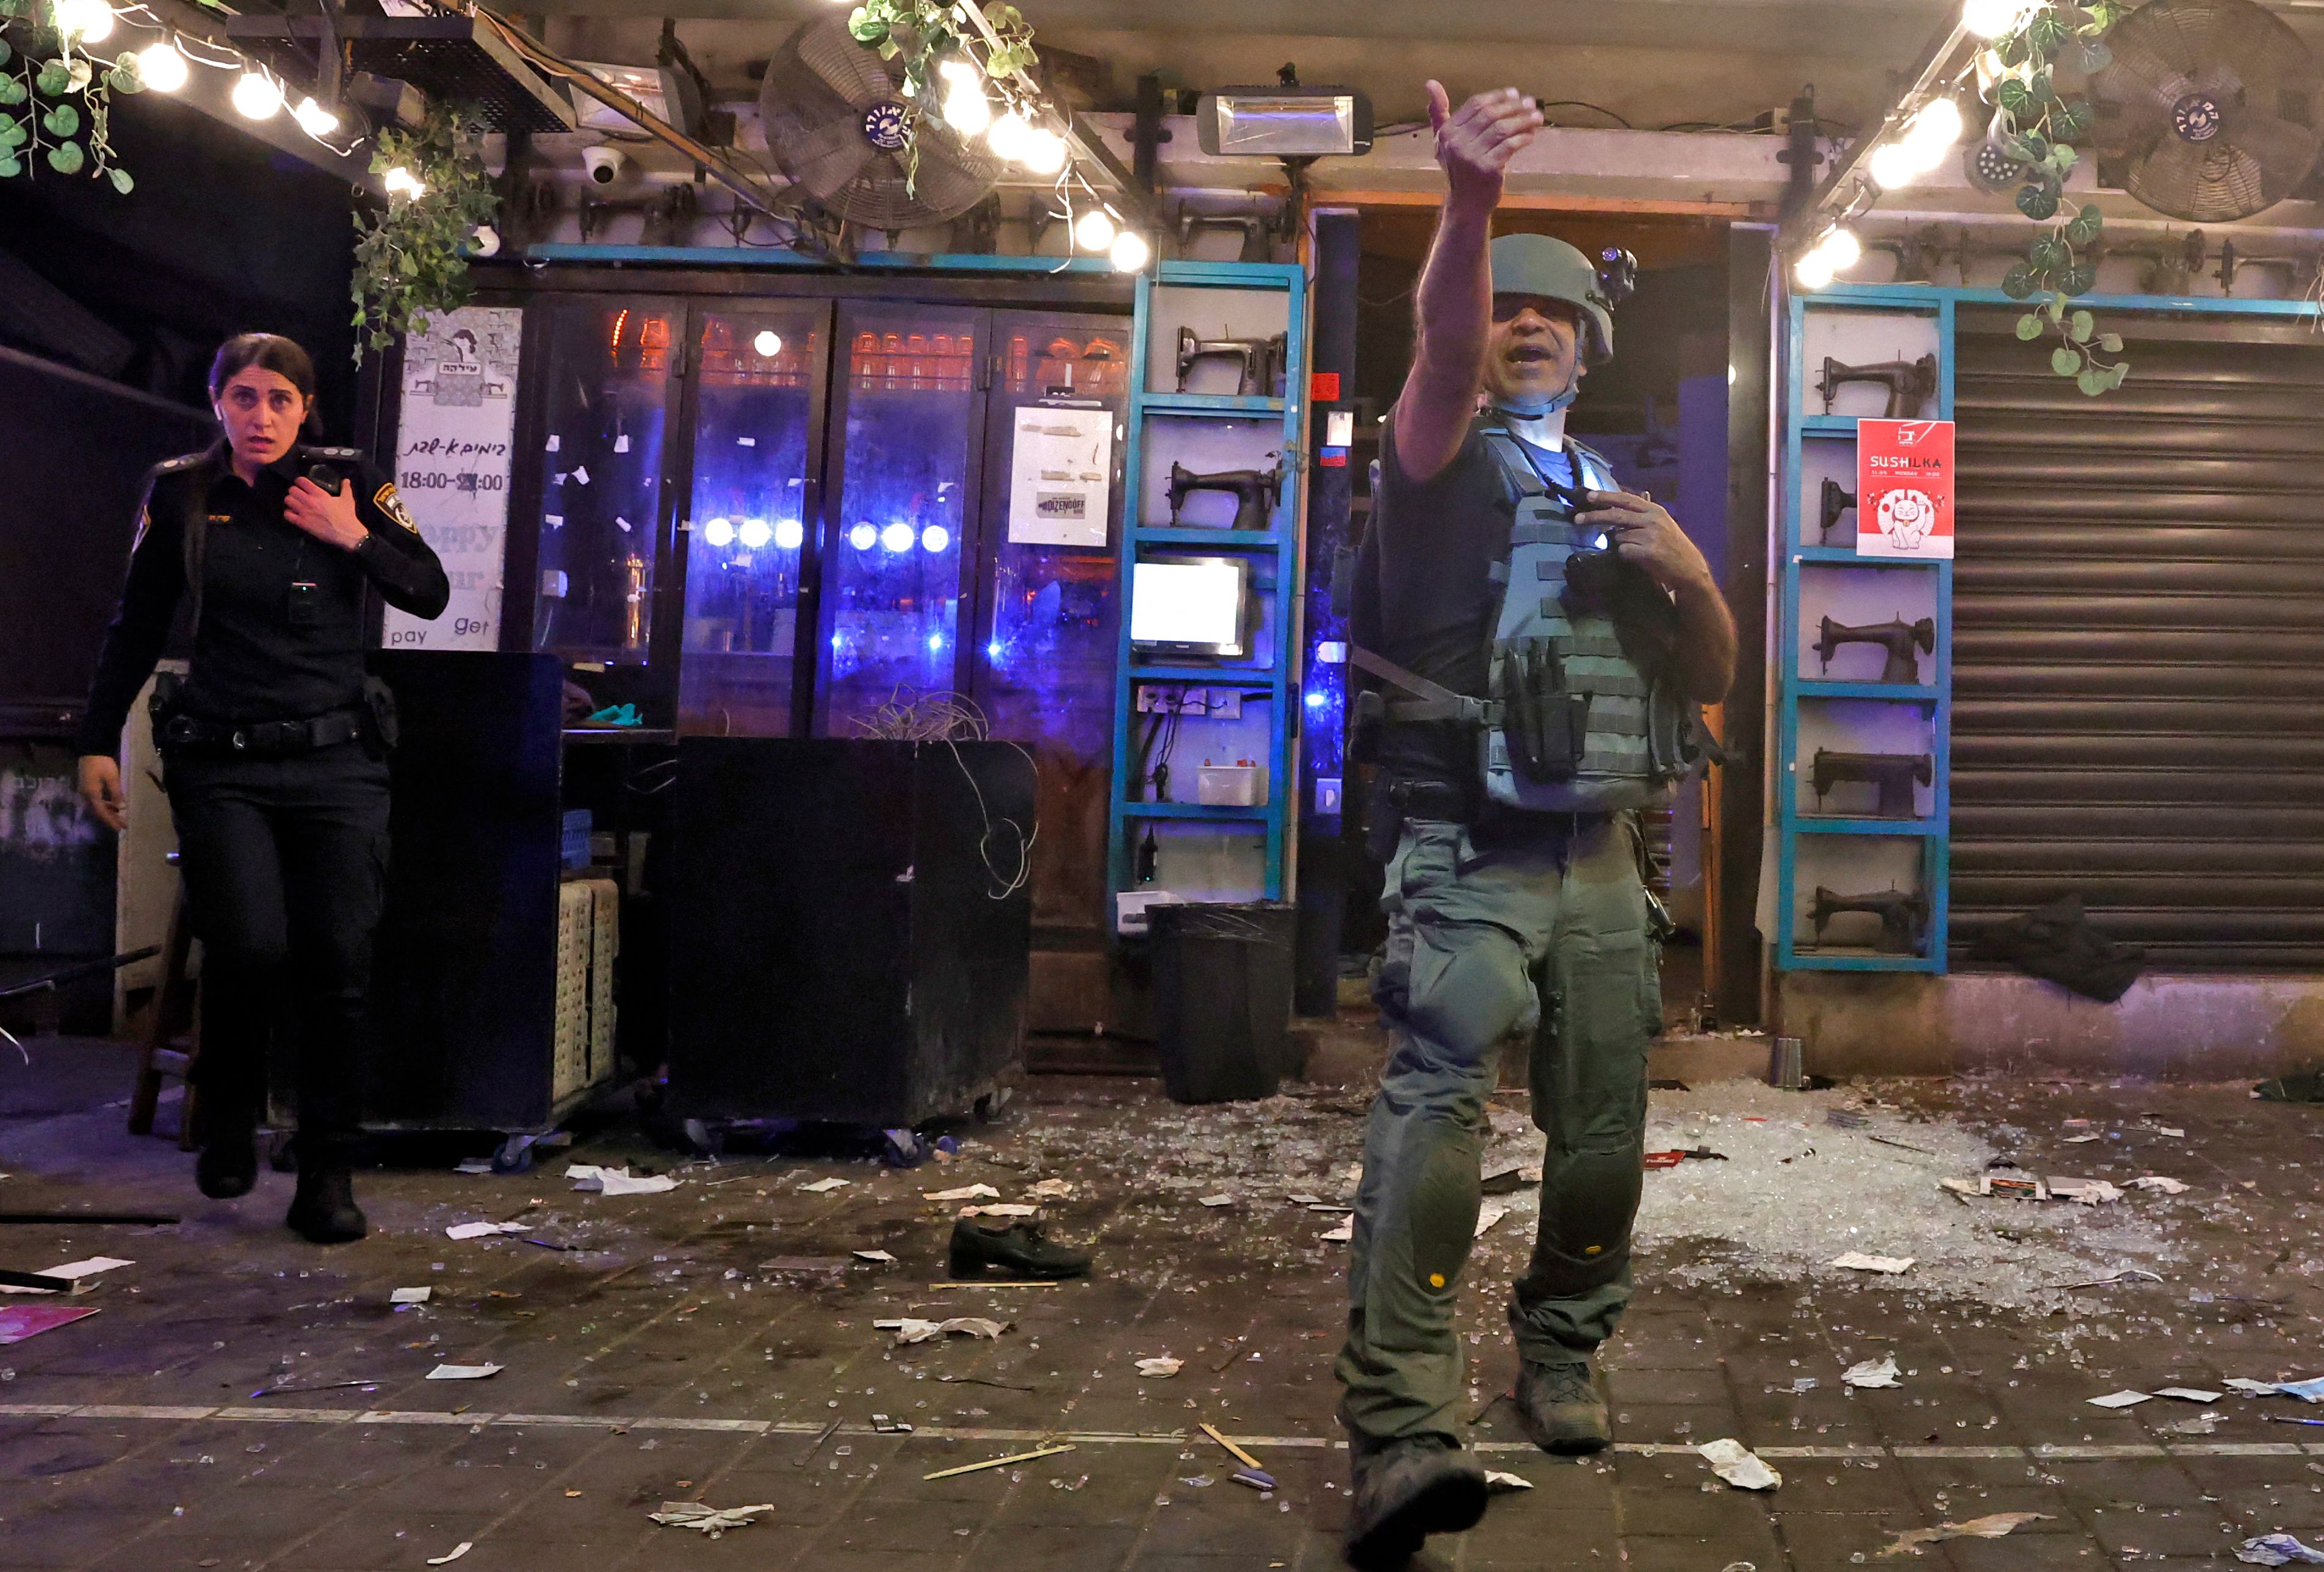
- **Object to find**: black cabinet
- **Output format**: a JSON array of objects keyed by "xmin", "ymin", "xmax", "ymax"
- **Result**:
[{"xmin": 667, "ymin": 737, "xmax": 1033, "ymax": 1125}]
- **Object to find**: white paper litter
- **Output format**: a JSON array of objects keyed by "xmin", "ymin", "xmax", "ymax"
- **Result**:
[
  {"xmin": 426, "ymin": 1363, "xmax": 503, "ymax": 1381},
  {"xmin": 2169, "ymin": 1412, "xmax": 2225, "ymax": 1435},
  {"xmin": 1199, "ymin": 1194, "xmax": 1236, "ymax": 1208},
  {"xmin": 875, "ymin": 1316, "xmax": 1008, "ymax": 1346},
  {"xmin": 1287, "ymin": 1192, "xmax": 1325, "ymax": 1206},
  {"xmin": 1887, "ymin": 1512, "xmax": 2053, "ymax": 1556},
  {"xmin": 2157, "ymin": 1387, "xmax": 2221, "ymax": 1403},
  {"xmin": 2150, "ymin": 1125, "xmax": 2186, "ymax": 1138},
  {"xmin": 1484, "ymin": 1469, "xmax": 1533, "ymax": 1493},
  {"xmin": 2228, "ymin": 1378, "xmax": 2285, "ymax": 1396},
  {"xmin": 1025, "ymin": 1178, "xmax": 1076, "ymax": 1200},
  {"xmin": 445, "ymin": 1221, "xmax": 525, "ymax": 1240},
  {"xmin": 853, "ymin": 1250, "xmax": 897, "ymax": 1265},
  {"xmin": 1698, "ymin": 1437, "xmax": 1780, "ymax": 1491},
  {"xmin": 1321, "ymin": 1217, "xmax": 1354, "ymax": 1244},
  {"xmin": 1831, "ymin": 1252, "xmax": 1915, "ymax": 1274},
  {"xmin": 2050, "ymin": 1177, "xmax": 2123, "ymax": 1206},
  {"xmin": 2239, "ymin": 1533, "xmax": 2324, "ymax": 1566},
  {"xmin": 2129, "ymin": 1175, "xmax": 2190, "ymax": 1195},
  {"xmin": 1474, "ymin": 1202, "xmax": 1510, "ymax": 1238},
  {"xmin": 0, "ymin": 1256, "xmax": 134, "ymax": 1293},
  {"xmin": 925, "ymin": 1184, "xmax": 1001, "ymax": 1202},
  {"xmin": 2087, "ymin": 1390, "xmax": 2152, "ymax": 1409},
  {"xmin": 391, "ymin": 1287, "xmax": 432, "ymax": 1305},
  {"xmin": 1844, "ymin": 1354, "xmax": 1901, "ymax": 1389},
  {"xmin": 2063, "ymin": 1133, "xmax": 2102, "ymax": 1144},
  {"xmin": 1135, "ymin": 1357, "xmax": 1183, "ymax": 1378},
  {"xmin": 798, "ymin": 1177, "xmax": 850, "ymax": 1194},
  {"xmin": 425, "ymin": 1543, "xmax": 472, "ymax": 1565},
  {"xmin": 649, "ymin": 1502, "xmax": 775, "ymax": 1538},
  {"xmin": 566, "ymin": 1163, "xmax": 679, "ymax": 1195},
  {"xmin": 960, "ymin": 1203, "xmax": 1038, "ymax": 1218}
]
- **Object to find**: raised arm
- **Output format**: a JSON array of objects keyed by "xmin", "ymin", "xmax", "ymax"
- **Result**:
[{"xmin": 1388, "ymin": 83, "xmax": 1543, "ymax": 484}]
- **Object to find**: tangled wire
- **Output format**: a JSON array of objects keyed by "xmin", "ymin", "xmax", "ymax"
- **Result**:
[{"xmin": 847, "ymin": 688, "xmax": 1036, "ymax": 900}]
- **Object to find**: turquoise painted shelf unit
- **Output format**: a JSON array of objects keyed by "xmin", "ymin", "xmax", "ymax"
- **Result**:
[{"xmin": 1105, "ymin": 260, "xmax": 1308, "ymax": 934}]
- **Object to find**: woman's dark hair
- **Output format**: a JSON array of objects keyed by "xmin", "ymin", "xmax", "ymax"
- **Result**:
[{"xmin": 208, "ymin": 333, "xmax": 317, "ymax": 405}]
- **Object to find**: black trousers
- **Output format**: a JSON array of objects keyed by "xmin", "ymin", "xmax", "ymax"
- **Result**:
[{"xmin": 165, "ymin": 740, "xmax": 389, "ymax": 1165}]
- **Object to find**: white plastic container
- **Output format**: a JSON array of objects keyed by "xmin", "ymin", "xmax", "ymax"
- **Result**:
[{"xmin": 1195, "ymin": 763, "xmax": 1266, "ymax": 807}]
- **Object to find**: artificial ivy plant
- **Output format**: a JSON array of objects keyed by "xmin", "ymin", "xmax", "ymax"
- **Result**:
[
  {"xmin": 0, "ymin": 0, "xmax": 144, "ymax": 188},
  {"xmin": 1991, "ymin": 0, "xmax": 2130, "ymax": 394},
  {"xmin": 350, "ymin": 99, "xmax": 499, "ymax": 363},
  {"xmin": 843, "ymin": 0, "xmax": 1035, "ymax": 190}
]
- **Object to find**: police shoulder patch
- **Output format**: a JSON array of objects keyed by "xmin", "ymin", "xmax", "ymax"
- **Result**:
[{"xmin": 374, "ymin": 481, "xmax": 422, "ymax": 532}]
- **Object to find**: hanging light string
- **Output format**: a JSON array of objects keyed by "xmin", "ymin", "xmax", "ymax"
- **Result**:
[{"xmin": 21, "ymin": 0, "xmax": 372, "ymax": 159}]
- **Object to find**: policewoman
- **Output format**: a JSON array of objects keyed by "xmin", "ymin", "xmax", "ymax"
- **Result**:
[
  {"xmin": 1335, "ymin": 84, "xmax": 1737, "ymax": 1565},
  {"xmin": 76, "ymin": 333, "xmax": 449, "ymax": 1244}
]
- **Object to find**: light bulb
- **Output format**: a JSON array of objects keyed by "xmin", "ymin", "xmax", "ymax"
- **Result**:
[
  {"xmin": 292, "ymin": 96, "xmax": 339, "ymax": 137},
  {"xmin": 702, "ymin": 518, "xmax": 735, "ymax": 547},
  {"xmin": 1819, "ymin": 226, "xmax": 1862, "ymax": 270},
  {"xmin": 773, "ymin": 519, "xmax": 804, "ymax": 551},
  {"xmin": 849, "ymin": 522, "xmax": 878, "ymax": 551},
  {"xmin": 751, "ymin": 329, "xmax": 782, "ymax": 358},
  {"xmin": 921, "ymin": 525, "xmax": 950, "ymax": 553},
  {"xmin": 1961, "ymin": 0, "xmax": 2031, "ymax": 38},
  {"xmin": 987, "ymin": 110, "xmax": 1031, "ymax": 162},
  {"xmin": 1794, "ymin": 248, "xmax": 1837, "ymax": 290},
  {"xmin": 134, "ymin": 39, "xmax": 187, "ymax": 92},
  {"xmin": 51, "ymin": 0, "xmax": 113, "ymax": 44},
  {"xmin": 1868, "ymin": 141, "xmax": 1920, "ymax": 190},
  {"xmin": 1906, "ymin": 98, "xmax": 1964, "ymax": 165},
  {"xmin": 382, "ymin": 165, "xmax": 425, "ymax": 198},
  {"xmin": 1108, "ymin": 229, "xmax": 1151, "ymax": 273},
  {"xmin": 232, "ymin": 71, "xmax": 283, "ymax": 120},
  {"xmin": 1072, "ymin": 208, "xmax": 1116, "ymax": 252},
  {"xmin": 470, "ymin": 225, "xmax": 500, "ymax": 258},
  {"xmin": 941, "ymin": 81, "xmax": 991, "ymax": 136},
  {"xmin": 738, "ymin": 518, "xmax": 771, "ymax": 549},
  {"xmin": 879, "ymin": 521, "xmax": 915, "ymax": 553},
  {"xmin": 1017, "ymin": 126, "xmax": 1067, "ymax": 175}
]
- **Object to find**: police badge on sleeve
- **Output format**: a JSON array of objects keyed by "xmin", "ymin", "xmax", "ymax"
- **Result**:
[{"xmin": 374, "ymin": 481, "xmax": 422, "ymax": 533}]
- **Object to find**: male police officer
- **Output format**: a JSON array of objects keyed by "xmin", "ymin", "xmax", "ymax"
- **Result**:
[{"xmin": 1337, "ymin": 84, "xmax": 1737, "ymax": 1564}]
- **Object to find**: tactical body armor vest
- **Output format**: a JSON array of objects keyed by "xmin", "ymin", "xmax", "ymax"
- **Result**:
[{"xmin": 1351, "ymin": 416, "xmax": 1702, "ymax": 815}]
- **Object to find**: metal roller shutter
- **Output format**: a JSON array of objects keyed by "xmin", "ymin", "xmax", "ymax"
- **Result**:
[{"xmin": 1951, "ymin": 311, "xmax": 2324, "ymax": 970}]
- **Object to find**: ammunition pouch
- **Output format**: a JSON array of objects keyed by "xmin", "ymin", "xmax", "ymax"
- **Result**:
[{"xmin": 1492, "ymin": 636, "xmax": 1588, "ymax": 785}]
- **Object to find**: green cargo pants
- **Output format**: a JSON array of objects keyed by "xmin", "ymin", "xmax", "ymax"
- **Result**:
[{"xmin": 1335, "ymin": 812, "xmax": 1661, "ymax": 1444}]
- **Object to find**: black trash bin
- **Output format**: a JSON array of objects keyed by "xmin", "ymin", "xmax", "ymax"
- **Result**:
[{"xmin": 1151, "ymin": 901, "xmax": 1297, "ymax": 1103}]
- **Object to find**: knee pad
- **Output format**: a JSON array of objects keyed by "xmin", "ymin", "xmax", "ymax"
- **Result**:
[
  {"xmin": 1534, "ymin": 1146, "xmax": 1643, "ymax": 1291},
  {"xmin": 1406, "ymin": 1122, "xmax": 1483, "ymax": 1296}
]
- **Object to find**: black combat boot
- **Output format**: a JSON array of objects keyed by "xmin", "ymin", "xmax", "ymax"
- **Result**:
[
  {"xmin": 193, "ymin": 1105, "xmax": 259, "ymax": 1200},
  {"xmin": 1513, "ymin": 1358, "xmax": 1611, "ymax": 1455},
  {"xmin": 1344, "ymin": 1433, "xmax": 1488, "ymax": 1569},
  {"xmin": 286, "ymin": 1167, "xmax": 367, "ymax": 1244},
  {"xmin": 947, "ymin": 1217, "xmax": 1091, "ymax": 1279}
]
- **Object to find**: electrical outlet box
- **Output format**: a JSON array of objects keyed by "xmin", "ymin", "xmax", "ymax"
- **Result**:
[
  {"xmin": 1314, "ymin": 776, "xmax": 1343, "ymax": 815},
  {"xmin": 1209, "ymin": 690, "xmax": 1241, "ymax": 719}
]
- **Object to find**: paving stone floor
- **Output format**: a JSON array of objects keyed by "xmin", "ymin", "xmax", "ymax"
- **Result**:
[{"xmin": 3, "ymin": 1040, "xmax": 2323, "ymax": 1570}]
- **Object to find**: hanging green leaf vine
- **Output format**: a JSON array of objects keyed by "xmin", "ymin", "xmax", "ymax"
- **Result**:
[
  {"xmin": 350, "ymin": 101, "xmax": 499, "ymax": 363},
  {"xmin": 843, "ymin": 0, "xmax": 1038, "ymax": 195},
  {"xmin": 0, "ymin": 0, "xmax": 143, "ymax": 188},
  {"xmin": 1993, "ymin": 0, "xmax": 2129, "ymax": 394}
]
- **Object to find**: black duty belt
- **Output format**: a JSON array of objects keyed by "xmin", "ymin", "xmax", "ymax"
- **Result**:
[{"xmin": 161, "ymin": 707, "xmax": 363, "ymax": 757}]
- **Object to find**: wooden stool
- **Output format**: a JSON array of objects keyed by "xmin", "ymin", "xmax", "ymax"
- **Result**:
[{"xmin": 128, "ymin": 876, "xmax": 200, "ymax": 1150}]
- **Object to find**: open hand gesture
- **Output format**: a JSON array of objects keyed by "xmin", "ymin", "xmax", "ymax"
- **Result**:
[{"xmin": 1427, "ymin": 82, "xmax": 1543, "ymax": 212}]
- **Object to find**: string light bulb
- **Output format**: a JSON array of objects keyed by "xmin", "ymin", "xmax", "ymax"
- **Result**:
[
  {"xmin": 752, "ymin": 329, "xmax": 782, "ymax": 357},
  {"xmin": 50, "ymin": 0, "xmax": 114, "ymax": 45},
  {"xmin": 231, "ymin": 70, "xmax": 283, "ymax": 120},
  {"xmin": 1108, "ymin": 228, "xmax": 1151, "ymax": 273},
  {"xmin": 1072, "ymin": 207, "xmax": 1116, "ymax": 252},
  {"xmin": 1961, "ymin": 0, "xmax": 2035, "ymax": 38},
  {"xmin": 381, "ymin": 165, "xmax": 425, "ymax": 198},
  {"xmin": 1794, "ymin": 247, "xmax": 1837, "ymax": 290},
  {"xmin": 1818, "ymin": 226, "xmax": 1862, "ymax": 270},
  {"xmin": 1017, "ymin": 124, "xmax": 1067, "ymax": 175},
  {"xmin": 134, "ymin": 38, "xmax": 187, "ymax": 92},
  {"xmin": 1868, "ymin": 140, "xmax": 1921, "ymax": 190},
  {"xmin": 1905, "ymin": 98, "xmax": 1965, "ymax": 168},
  {"xmin": 291, "ymin": 96, "xmax": 339, "ymax": 137},
  {"xmin": 986, "ymin": 110, "xmax": 1031, "ymax": 162},
  {"xmin": 937, "ymin": 58, "xmax": 990, "ymax": 135}
]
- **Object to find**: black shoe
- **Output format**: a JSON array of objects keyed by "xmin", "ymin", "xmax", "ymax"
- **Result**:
[
  {"xmin": 947, "ymin": 1217, "xmax": 1090, "ymax": 1280},
  {"xmin": 194, "ymin": 1125, "xmax": 258, "ymax": 1200},
  {"xmin": 286, "ymin": 1169, "xmax": 367, "ymax": 1244},
  {"xmin": 1344, "ymin": 1435, "xmax": 1488, "ymax": 1569},
  {"xmin": 1513, "ymin": 1358, "xmax": 1611, "ymax": 1455}
]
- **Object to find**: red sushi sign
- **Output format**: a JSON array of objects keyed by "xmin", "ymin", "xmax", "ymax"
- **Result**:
[{"xmin": 1857, "ymin": 419, "xmax": 1954, "ymax": 560}]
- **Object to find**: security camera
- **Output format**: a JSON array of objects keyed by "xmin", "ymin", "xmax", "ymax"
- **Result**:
[{"xmin": 582, "ymin": 145, "xmax": 627, "ymax": 185}]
